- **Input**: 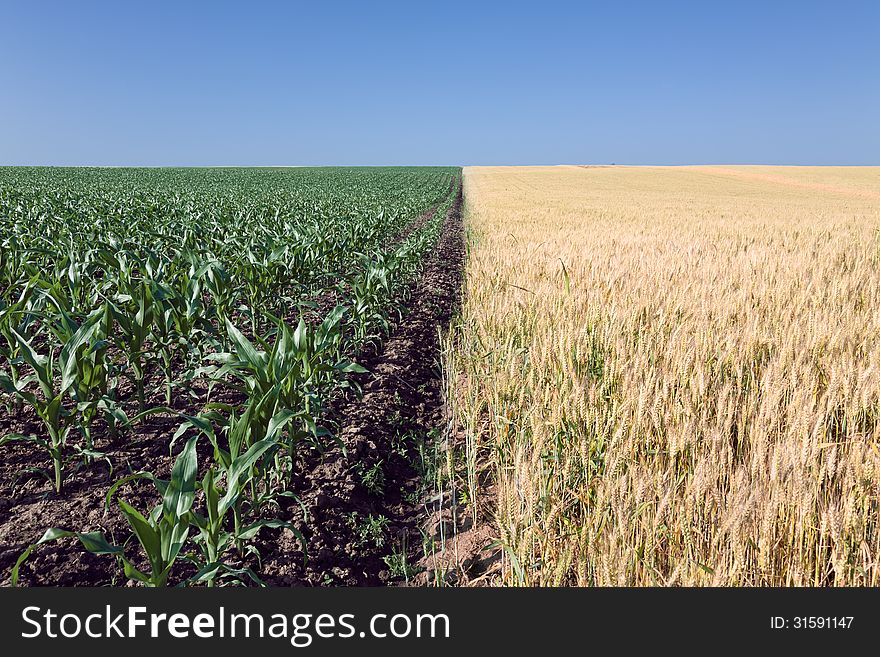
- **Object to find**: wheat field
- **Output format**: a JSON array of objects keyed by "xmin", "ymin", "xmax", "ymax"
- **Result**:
[{"xmin": 452, "ymin": 165, "xmax": 880, "ymax": 586}]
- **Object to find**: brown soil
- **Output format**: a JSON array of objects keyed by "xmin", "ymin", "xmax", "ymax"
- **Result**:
[
  {"xmin": 0, "ymin": 411, "xmax": 200, "ymax": 585},
  {"xmin": 410, "ymin": 440, "xmax": 501, "ymax": 586},
  {"xmin": 0, "ymin": 181, "xmax": 473, "ymax": 587}
]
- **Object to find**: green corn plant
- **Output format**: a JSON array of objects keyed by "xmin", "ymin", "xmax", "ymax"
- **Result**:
[
  {"xmin": 55, "ymin": 249, "xmax": 98, "ymax": 310},
  {"xmin": 0, "ymin": 282, "xmax": 40, "ymax": 415},
  {"xmin": 12, "ymin": 437, "xmax": 199, "ymax": 587},
  {"xmin": 0, "ymin": 311, "xmax": 106, "ymax": 493},
  {"xmin": 105, "ymin": 435, "xmax": 199, "ymax": 586},
  {"xmin": 140, "ymin": 265, "xmax": 217, "ymax": 405},
  {"xmin": 207, "ymin": 309, "xmax": 364, "ymax": 474},
  {"xmin": 109, "ymin": 282, "xmax": 154, "ymax": 413},
  {"xmin": 349, "ymin": 251, "xmax": 398, "ymax": 345},
  {"xmin": 94, "ymin": 244, "xmax": 138, "ymax": 298},
  {"xmin": 200, "ymin": 260, "xmax": 235, "ymax": 327},
  {"xmin": 219, "ymin": 307, "xmax": 360, "ymax": 414},
  {"xmin": 188, "ymin": 437, "xmax": 304, "ymax": 585},
  {"xmin": 175, "ymin": 395, "xmax": 305, "ymax": 555},
  {"xmin": 168, "ymin": 267, "xmax": 210, "ymax": 356},
  {"xmin": 51, "ymin": 303, "xmax": 124, "ymax": 452},
  {"xmin": 147, "ymin": 282, "xmax": 180, "ymax": 407},
  {"xmin": 240, "ymin": 249, "xmax": 272, "ymax": 335}
]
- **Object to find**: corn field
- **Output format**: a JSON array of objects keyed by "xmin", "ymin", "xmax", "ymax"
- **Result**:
[{"xmin": 0, "ymin": 166, "xmax": 460, "ymax": 586}]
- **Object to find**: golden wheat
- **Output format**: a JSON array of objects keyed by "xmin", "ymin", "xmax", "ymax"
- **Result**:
[{"xmin": 454, "ymin": 165, "xmax": 880, "ymax": 586}]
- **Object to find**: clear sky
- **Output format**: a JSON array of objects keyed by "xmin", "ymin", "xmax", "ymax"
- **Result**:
[{"xmin": 1, "ymin": 0, "xmax": 877, "ymax": 166}]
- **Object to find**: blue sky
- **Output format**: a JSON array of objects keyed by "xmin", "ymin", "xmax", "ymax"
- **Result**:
[{"xmin": 1, "ymin": 0, "xmax": 877, "ymax": 165}]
